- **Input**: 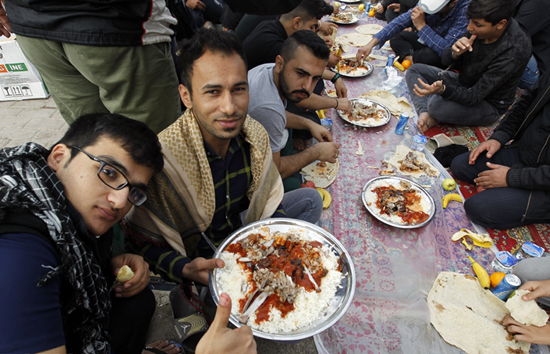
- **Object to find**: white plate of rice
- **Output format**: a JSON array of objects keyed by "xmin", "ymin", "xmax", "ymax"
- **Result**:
[
  {"xmin": 209, "ymin": 218, "xmax": 356, "ymax": 341},
  {"xmin": 361, "ymin": 176, "xmax": 435, "ymax": 228}
]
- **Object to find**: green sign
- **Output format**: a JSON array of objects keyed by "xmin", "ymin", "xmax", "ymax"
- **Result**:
[{"xmin": 6, "ymin": 63, "xmax": 28, "ymax": 72}]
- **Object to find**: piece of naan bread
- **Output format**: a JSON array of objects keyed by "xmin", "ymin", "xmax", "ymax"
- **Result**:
[
  {"xmin": 336, "ymin": 33, "xmax": 372, "ymax": 47},
  {"xmin": 428, "ymin": 272, "xmax": 530, "ymax": 354},
  {"xmin": 300, "ymin": 160, "xmax": 338, "ymax": 188},
  {"xmin": 506, "ymin": 289, "xmax": 550, "ymax": 326},
  {"xmin": 386, "ymin": 145, "xmax": 440, "ymax": 178},
  {"xmin": 359, "ymin": 90, "xmax": 413, "ymax": 117},
  {"xmin": 355, "ymin": 24, "xmax": 384, "ymax": 35}
]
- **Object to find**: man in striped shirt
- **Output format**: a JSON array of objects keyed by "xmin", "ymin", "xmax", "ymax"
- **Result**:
[{"xmin": 357, "ymin": 0, "xmax": 470, "ymax": 68}]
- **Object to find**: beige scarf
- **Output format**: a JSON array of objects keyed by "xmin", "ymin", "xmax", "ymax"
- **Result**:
[{"xmin": 125, "ymin": 109, "xmax": 284, "ymax": 255}]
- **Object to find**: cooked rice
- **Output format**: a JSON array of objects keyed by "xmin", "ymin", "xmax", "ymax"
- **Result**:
[{"xmin": 216, "ymin": 227, "xmax": 343, "ymax": 333}]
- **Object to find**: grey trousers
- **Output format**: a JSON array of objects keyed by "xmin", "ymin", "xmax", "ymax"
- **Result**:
[
  {"xmin": 405, "ymin": 64, "xmax": 501, "ymax": 126},
  {"xmin": 512, "ymin": 257, "xmax": 550, "ymax": 307}
]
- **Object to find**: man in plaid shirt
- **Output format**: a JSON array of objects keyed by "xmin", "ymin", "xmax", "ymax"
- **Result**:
[{"xmin": 357, "ymin": 0, "xmax": 470, "ymax": 68}]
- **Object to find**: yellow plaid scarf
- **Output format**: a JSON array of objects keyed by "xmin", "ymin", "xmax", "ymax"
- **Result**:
[{"xmin": 126, "ymin": 109, "xmax": 283, "ymax": 255}]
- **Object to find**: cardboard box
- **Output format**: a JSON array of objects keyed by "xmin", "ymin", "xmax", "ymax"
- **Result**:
[{"xmin": 0, "ymin": 35, "xmax": 49, "ymax": 101}]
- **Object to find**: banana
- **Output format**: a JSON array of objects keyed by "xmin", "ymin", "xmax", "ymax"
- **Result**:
[
  {"xmin": 316, "ymin": 187, "xmax": 332, "ymax": 209},
  {"xmin": 116, "ymin": 265, "xmax": 135, "ymax": 283},
  {"xmin": 467, "ymin": 256, "xmax": 490, "ymax": 289},
  {"xmin": 451, "ymin": 228, "xmax": 493, "ymax": 248},
  {"xmin": 442, "ymin": 193, "xmax": 462, "ymax": 208}
]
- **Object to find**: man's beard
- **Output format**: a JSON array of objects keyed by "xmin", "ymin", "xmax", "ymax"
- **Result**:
[{"xmin": 279, "ymin": 67, "xmax": 310, "ymax": 103}]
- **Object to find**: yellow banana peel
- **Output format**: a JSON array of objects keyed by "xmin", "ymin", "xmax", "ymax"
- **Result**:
[{"xmin": 451, "ymin": 228, "xmax": 493, "ymax": 248}]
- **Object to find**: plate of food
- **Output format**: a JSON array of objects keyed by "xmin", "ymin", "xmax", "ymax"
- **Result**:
[
  {"xmin": 209, "ymin": 218, "xmax": 356, "ymax": 340},
  {"xmin": 361, "ymin": 176, "xmax": 435, "ymax": 228},
  {"xmin": 338, "ymin": 98, "xmax": 391, "ymax": 127},
  {"xmin": 300, "ymin": 160, "xmax": 339, "ymax": 188},
  {"xmin": 334, "ymin": 57, "xmax": 374, "ymax": 77},
  {"xmin": 339, "ymin": 0, "xmax": 362, "ymax": 3},
  {"xmin": 329, "ymin": 13, "xmax": 359, "ymax": 24}
]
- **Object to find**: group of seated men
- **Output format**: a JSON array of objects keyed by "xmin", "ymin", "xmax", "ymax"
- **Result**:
[{"xmin": 2, "ymin": 0, "xmax": 550, "ymax": 352}]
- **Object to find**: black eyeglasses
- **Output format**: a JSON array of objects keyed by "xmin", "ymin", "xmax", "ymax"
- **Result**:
[{"xmin": 68, "ymin": 146, "xmax": 148, "ymax": 206}]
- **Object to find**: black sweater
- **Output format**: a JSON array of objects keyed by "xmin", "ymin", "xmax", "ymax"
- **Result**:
[{"xmin": 439, "ymin": 19, "xmax": 531, "ymax": 114}]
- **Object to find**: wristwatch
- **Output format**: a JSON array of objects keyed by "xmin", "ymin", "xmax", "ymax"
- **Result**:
[{"xmin": 330, "ymin": 73, "xmax": 341, "ymax": 83}]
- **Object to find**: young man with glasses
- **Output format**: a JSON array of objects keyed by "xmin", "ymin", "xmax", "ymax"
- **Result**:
[{"xmin": 0, "ymin": 113, "xmax": 255, "ymax": 354}]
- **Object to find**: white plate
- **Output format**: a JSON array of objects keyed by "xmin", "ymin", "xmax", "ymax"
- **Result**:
[
  {"xmin": 338, "ymin": 98, "xmax": 391, "ymax": 127},
  {"xmin": 329, "ymin": 15, "xmax": 359, "ymax": 24},
  {"xmin": 361, "ymin": 176, "xmax": 435, "ymax": 228},
  {"xmin": 334, "ymin": 61, "xmax": 374, "ymax": 77}
]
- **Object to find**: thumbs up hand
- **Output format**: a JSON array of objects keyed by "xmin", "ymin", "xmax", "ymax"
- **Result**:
[{"xmin": 196, "ymin": 293, "xmax": 257, "ymax": 354}]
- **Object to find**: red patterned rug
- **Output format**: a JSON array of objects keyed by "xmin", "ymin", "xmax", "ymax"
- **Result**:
[{"xmin": 423, "ymin": 90, "xmax": 550, "ymax": 255}]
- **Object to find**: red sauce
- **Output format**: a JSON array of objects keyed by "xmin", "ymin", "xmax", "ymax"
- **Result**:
[
  {"xmin": 311, "ymin": 241, "xmax": 323, "ymax": 248},
  {"xmin": 372, "ymin": 186, "xmax": 429, "ymax": 224},
  {"xmin": 226, "ymin": 242, "xmax": 247, "ymax": 257},
  {"xmin": 255, "ymin": 293, "xmax": 295, "ymax": 324}
]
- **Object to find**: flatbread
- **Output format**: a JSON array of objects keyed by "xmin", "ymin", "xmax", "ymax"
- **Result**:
[
  {"xmin": 428, "ymin": 272, "xmax": 530, "ymax": 354},
  {"xmin": 300, "ymin": 160, "xmax": 338, "ymax": 188},
  {"xmin": 359, "ymin": 90, "xmax": 407, "ymax": 116},
  {"xmin": 355, "ymin": 24, "xmax": 384, "ymax": 35},
  {"xmin": 506, "ymin": 290, "xmax": 550, "ymax": 326},
  {"xmin": 336, "ymin": 33, "xmax": 372, "ymax": 47},
  {"xmin": 386, "ymin": 145, "xmax": 440, "ymax": 178}
]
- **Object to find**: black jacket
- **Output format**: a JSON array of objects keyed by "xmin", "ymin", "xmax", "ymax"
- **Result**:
[{"xmin": 489, "ymin": 70, "xmax": 550, "ymax": 219}]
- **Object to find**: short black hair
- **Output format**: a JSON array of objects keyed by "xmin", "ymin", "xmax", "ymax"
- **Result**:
[
  {"xmin": 56, "ymin": 113, "xmax": 164, "ymax": 173},
  {"xmin": 179, "ymin": 28, "xmax": 246, "ymax": 93},
  {"xmin": 281, "ymin": 30, "xmax": 330, "ymax": 63},
  {"xmin": 281, "ymin": 0, "xmax": 332, "ymax": 22},
  {"xmin": 467, "ymin": 0, "xmax": 515, "ymax": 25}
]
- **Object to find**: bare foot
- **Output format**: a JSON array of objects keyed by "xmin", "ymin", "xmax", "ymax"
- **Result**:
[
  {"xmin": 293, "ymin": 138, "xmax": 311, "ymax": 151},
  {"xmin": 143, "ymin": 340, "xmax": 181, "ymax": 354},
  {"xmin": 416, "ymin": 112, "xmax": 438, "ymax": 133}
]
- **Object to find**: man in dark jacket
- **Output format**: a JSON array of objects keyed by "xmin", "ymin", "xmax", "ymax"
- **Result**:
[
  {"xmin": 0, "ymin": 113, "xmax": 256, "ymax": 354},
  {"xmin": 450, "ymin": 69, "xmax": 550, "ymax": 229}
]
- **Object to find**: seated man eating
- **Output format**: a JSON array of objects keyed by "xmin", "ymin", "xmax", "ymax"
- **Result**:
[
  {"xmin": 406, "ymin": 0, "xmax": 531, "ymax": 133},
  {"xmin": 247, "ymin": 30, "xmax": 347, "ymax": 191},
  {"xmin": 450, "ymin": 69, "xmax": 550, "ymax": 229},
  {"xmin": 124, "ymin": 28, "xmax": 322, "ymax": 286},
  {"xmin": 0, "ymin": 113, "xmax": 255, "ymax": 354}
]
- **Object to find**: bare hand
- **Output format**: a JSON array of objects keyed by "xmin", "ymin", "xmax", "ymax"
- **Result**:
[
  {"xmin": 319, "ymin": 21, "xmax": 337, "ymax": 36},
  {"xmin": 196, "ymin": 293, "xmax": 257, "ymax": 354},
  {"xmin": 387, "ymin": 3, "xmax": 401, "ymax": 11},
  {"xmin": 473, "ymin": 162, "xmax": 509, "ymax": 189},
  {"xmin": 334, "ymin": 97, "xmax": 351, "ymax": 111},
  {"xmin": 356, "ymin": 39, "xmax": 378, "ymax": 61},
  {"xmin": 376, "ymin": 3, "xmax": 384, "ymax": 13},
  {"xmin": 111, "ymin": 254, "xmax": 150, "ymax": 298},
  {"xmin": 182, "ymin": 257, "xmax": 224, "ymax": 285},
  {"xmin": 327, "ymin": 53, "xmax": 340, "ymax": 68},
  {"xmin": 413, "ymin": 78, "xmax": 443, "ymax": 97},
  {"xmin": 452, "ymin": 35, "xmax": 477, "ymax": 57},
  {"xmin": 309, "ymin": 122, "xmax": 332, "ymax": 142},
  {"xmin": 503, "ymin": 315, "xmax": 550, "ymax": 345},
  {"xmin": 186, "ymin": 0, "xmax": 206, "ymax": 11},
  {"xmin": 0, "ymin": 4, "xmax": 11, "ymax": 38},
  {"xmin": 324, "ymin": 36, "xmax": 334, "ymax": 47},
  {"xmin": 519, "ymin": 280, "xmax": 550, "ymax": 300},
  {"xmin": 312, "ymin": 142, "xmax": 340, "ymax": 163},
  {"xmin": 334, "ymin": 79, "xmax": 348, "ymax": 98},
  {"xmin": 469, "ymin": 139, "xmax": 501, "ymax": 164},
  {"xmin": 411, "ymin": 6, "xmax": 426, "ymax": 31}
]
